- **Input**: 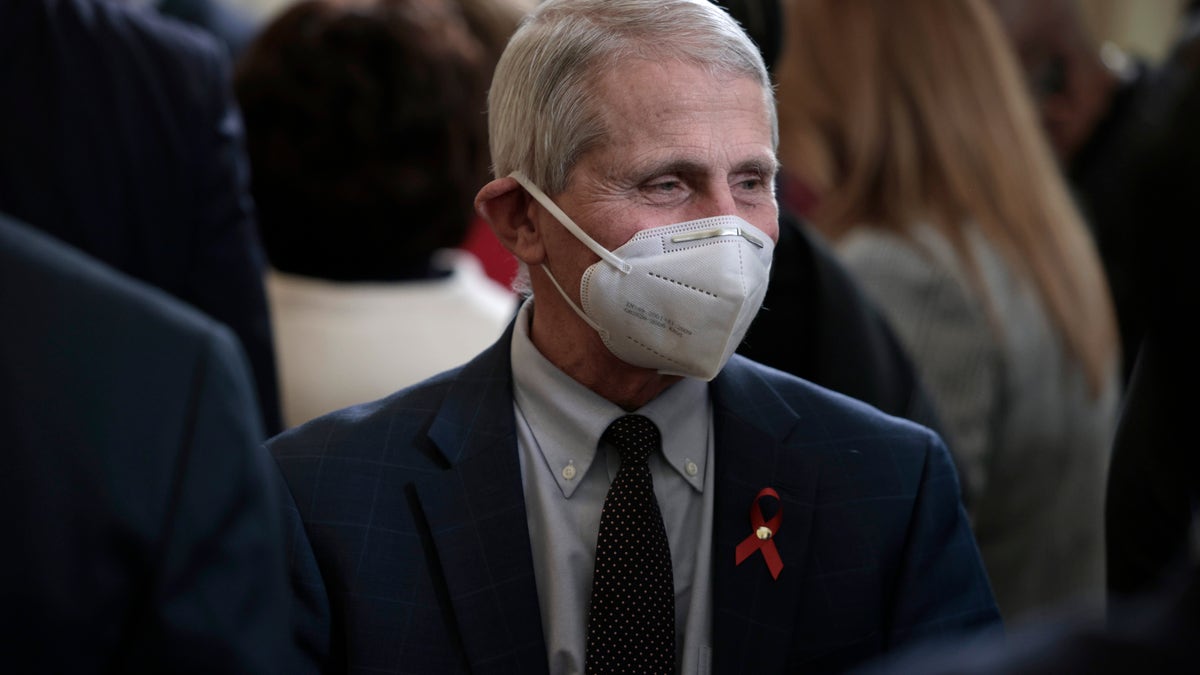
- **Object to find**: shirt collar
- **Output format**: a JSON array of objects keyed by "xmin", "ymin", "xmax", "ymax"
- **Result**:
[{"xmin": 510, "ymin": 299, "xmax": 710, "ymax": 498}]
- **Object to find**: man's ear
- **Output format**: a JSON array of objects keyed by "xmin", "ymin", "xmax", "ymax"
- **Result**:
[{"xmin": 475, "ymin": 177, "xmax": 546, "ymax": 265}]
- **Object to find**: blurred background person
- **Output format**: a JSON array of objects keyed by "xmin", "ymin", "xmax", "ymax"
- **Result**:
[
  {"xmin": 0, "ymin": 0, "xmax": 283, "ymax": 436},
  {"xmin": 157, "ymin": 0, "xmax": 261, "ymax": 59},
  {"xmin": 235, "ymin": 0, "xmax": 517, "ymax": 430},
  {"xmin": 1101, "ymin": 1, "xmax": 1200, "ymax": 604},
  {"xmin": 988, "ymin": 0, "xmax": 1200, "ymax": 386},
  {"xmin": 0, "ymin": 210, "xmax": 290, "ymax": 674},
  {"xmin": 853, "ymin": 47, "xmax": 1200, "ymax": 674},
  {"xmin": 717, "ymin": 0, "xmax": 949, "ymax": 458},
  {"xmin": 201, "ymin": 0, "xmax": 537, "ymax": 290},
  {"xmin": 775, "ymin": 0, "xmax": 1121, "ymax": 624},
  {"xmin": 989, "ymin": 0, "xmax": 1200, "ymax": 603},
  {"xmin": 456, "ymin": 0, "xmax": 537, "ymax": 289}
]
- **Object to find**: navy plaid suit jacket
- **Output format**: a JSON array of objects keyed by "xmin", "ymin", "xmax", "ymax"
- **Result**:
[{"xmin": 269, "ymin": 322, "xmax": 1000, "ymax": 674}]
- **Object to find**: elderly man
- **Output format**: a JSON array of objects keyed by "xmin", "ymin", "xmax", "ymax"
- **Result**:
[{"xmin": 268, "ymin": 1, "xmax": 1000, "ymax": 673}]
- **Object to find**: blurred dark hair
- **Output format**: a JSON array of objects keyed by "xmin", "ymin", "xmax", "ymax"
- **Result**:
[
  {"xmin": 235, "ymin": 0, "xmax": 489, "ymax": 280},
  {"xmin": 711, "ymin": 0, "xmax": 783, "ymax": 72}
]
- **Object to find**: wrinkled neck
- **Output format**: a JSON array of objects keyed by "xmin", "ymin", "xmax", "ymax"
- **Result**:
[{"xmin": 526, "ymin": 294, "xmax": 680, "ymax": 410}]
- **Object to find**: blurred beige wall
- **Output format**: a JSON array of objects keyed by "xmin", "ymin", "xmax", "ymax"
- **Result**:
[
  {"xmin": 230, "ymin": 0, "xmax": 292, "ymax": 23},
  {"xmin": 1082, "ymin": 0, "xmax": 1190, "ymax": 61}
]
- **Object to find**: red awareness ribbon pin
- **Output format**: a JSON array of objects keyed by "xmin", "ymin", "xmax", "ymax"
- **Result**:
[{"xmin": 734, "ymin": 487, "xmax": 784, "ymax": 580}]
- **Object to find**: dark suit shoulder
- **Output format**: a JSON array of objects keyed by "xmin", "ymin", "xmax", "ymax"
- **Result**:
[
  {"xmin": 10, "ymin": 0, "xmax": 230, "ymax": 142},
  {"xmin": 0, "ymin": 213, "xmax": 259, "ymax": 468},
  {"xmin": 721, "ymin": 354, "xmax": 938, "ymax": 442},
  {"xmin": 267, "ymin": 365, "xmax": 465, "ymax": 463},
  {"xmin": 61, "ymin": 0, "xmax": 226, "ymax": 64},
  {"xmin": 1, "ymin": 0, "xmax": 280, "ymax": 434},
  {"xmin": 0, "ymin": 212, "xmax": 237, "ymax": 366},
  {"xmin": 718, "ymin": 354, "xmax": 956, "ymax": 512},
  {"xmin": 0, "ymin": 214, "xmax": 282, "ymax": 673}
]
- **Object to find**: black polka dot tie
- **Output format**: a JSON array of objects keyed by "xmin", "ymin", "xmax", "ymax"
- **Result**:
[{"xmin": 585, "ymin": 414, "xmax": 676, "ymax": 674}]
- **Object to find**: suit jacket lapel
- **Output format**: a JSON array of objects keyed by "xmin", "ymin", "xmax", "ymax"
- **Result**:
[
  {"xmin": 711, "ymin": 357, "xmax": 821, "ymax": 675},
  {"xmin": 411, "ymin": 323, "xmax": 550, "ymax": 675}
]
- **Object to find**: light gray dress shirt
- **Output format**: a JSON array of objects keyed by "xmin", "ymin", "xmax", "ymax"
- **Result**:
[{"xmin": 510, "ymin": 299, "xmax": 715, "ymax": 675}]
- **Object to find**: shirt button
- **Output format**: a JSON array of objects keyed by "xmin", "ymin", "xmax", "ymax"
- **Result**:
[
  {"xmin": 562, "ymin": 464, "xmax": 577, "ymax": 481},
  {"xmin": 685, "ymin": 460, "xmax": 698, "ymax": 477}
]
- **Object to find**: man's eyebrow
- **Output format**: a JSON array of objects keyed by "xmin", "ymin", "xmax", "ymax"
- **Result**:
[
  {"xmin": 731, "ymin": 156, "xmax": 781, "ymax": 178},
  {"xmin": 624, "ymin": 159, "xmax": 710, "ymax": 184},
  {"xmin": 622, "ymin": 155, "xmax": 780, "ymax": 184}
]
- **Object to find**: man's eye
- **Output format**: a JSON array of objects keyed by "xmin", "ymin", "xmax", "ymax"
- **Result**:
[
  {"xmin": 647, "ymin": 180, "xmax": 682, "ymax": 193},
  {"xmin": 735, "ymin": 175, "xmax": 772, "ymax": 194}
]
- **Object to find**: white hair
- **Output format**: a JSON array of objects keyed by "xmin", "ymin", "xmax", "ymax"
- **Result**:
[{"xmin": 487, "ymin": 0, "xmax": 775, "ymax": 196}]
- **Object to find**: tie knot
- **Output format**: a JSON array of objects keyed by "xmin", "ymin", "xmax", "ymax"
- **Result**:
[{"xmin": 603, "ymin": 414, "xmax": 661, "ymax": 466}]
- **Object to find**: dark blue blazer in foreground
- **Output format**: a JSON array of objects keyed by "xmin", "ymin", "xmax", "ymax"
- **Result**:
[
  {"xmin": 271, "ymin": 321, "xmax": 1000, "ymax": 674},
  {"xmin": 0, "ymin": 212, "xmax": 289, "ymax": 673},
  {"xmin": 0, "ymin": 0, "xmax": 282, "ymax": 434}
]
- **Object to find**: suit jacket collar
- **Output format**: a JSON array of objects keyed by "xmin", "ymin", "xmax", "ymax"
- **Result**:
[{"xmin": 411, "ymin": 325, "xmax": 816, "ymax": 674}]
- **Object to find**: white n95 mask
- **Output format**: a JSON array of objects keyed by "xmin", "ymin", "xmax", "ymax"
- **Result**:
[{"xmin": 511, "ymin": 171, "xmax": 775, "ymax": 381}]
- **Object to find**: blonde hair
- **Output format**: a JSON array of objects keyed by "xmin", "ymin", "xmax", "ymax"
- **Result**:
[{"xmin": 776, "ymin": 0, "xmax": 1119, "ymax": 393}]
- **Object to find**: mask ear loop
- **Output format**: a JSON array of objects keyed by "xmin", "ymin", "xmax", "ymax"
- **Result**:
[
  {"xmin": 508, "ymin": 171, "xmax": 613, "ymax": 335},
  {"xmin": 509, "ymin": 171, "xmax": 632, "ymax": 274},
  {"xmin": 539, "ymin": 260, "xmax": 607, "ymax": 334}
]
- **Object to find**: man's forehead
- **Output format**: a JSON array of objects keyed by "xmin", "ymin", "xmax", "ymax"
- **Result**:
[
  {"xmin": 568, "ymin": 58, "xmax": 775, "ymax": 179},
  {"xmin": 591, "ymin": 61, "xmax": 770, "ymax": 129}
]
